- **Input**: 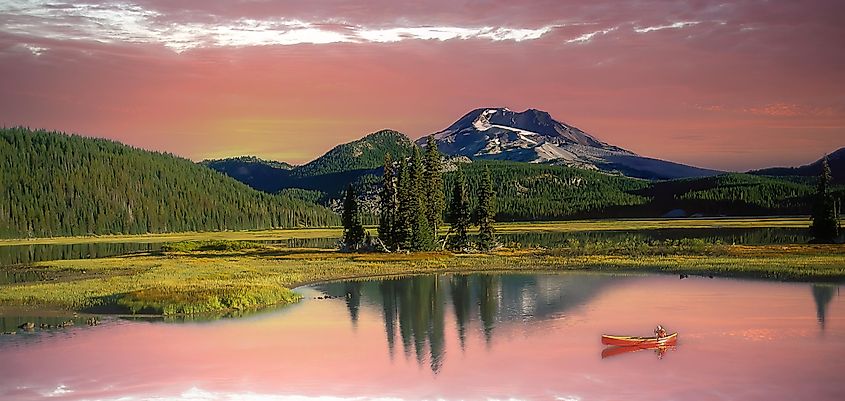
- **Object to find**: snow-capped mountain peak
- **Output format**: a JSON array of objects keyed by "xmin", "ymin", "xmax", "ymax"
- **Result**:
[
  {"xmin": 422, "ymin": 107, "xmax": 632, "ymax": 164},
  {"xmin": 419, "ymin": 107, "xmax": 721, "ymax": 180}
]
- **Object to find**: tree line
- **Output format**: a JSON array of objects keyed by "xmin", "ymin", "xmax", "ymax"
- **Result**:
[
  {"xmin": 342, "ymin": 136, "xmax": 497, "ymax": 252},
  {"xmin": 0, "ymin": 127, "xmax": 340, "ymax": 238}
]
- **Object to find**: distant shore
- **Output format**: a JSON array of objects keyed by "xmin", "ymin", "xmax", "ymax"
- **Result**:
[
  {"xmin": 0, "ymin": 216, "xmax": 815, "ymax": 246},
  {"xmin": 1, "ymin": 239, "xmax": 843, "ymax": 317}
]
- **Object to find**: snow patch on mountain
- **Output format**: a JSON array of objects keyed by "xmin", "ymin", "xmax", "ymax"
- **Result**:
[{"xmin": 420, "ymin": 107, "xmax": 721, "ymax": 180}]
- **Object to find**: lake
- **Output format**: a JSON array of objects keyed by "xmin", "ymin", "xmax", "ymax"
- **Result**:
[
  {"xmin": 1, "ymin": 272, "xmax": 843, "ymax": 400},
  {"xmin": 0, "ymin": 227, "xmax": 812, "ymax": 266}
]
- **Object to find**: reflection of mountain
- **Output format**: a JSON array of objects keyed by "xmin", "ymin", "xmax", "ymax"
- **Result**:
[
  {"xmin": 315, "ymin": 273, "xmax": 623, "ymax": 373},
  {"xmin": 812, "ymin": 284, "xmax": 839, "ymax": 330}
]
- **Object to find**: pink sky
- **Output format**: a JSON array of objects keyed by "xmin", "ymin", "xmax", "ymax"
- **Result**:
[{"xmin": 1, "ymin": 0, "xmax": 844, "ymax": 171}]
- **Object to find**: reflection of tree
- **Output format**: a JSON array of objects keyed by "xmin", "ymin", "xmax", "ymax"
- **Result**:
[
  {"xmin": 390, "ymin": 276, "xmax": 446, "ymax": 373},
  {"xmin": 429, "ymin": 278, "xmax": 445, "ymax": 373},
  {"xmin": 316, "ymin": 272, "xmax": 616, "ymax": 373},
  {"xmin": 450, "ymin": 275, "xmax": 472, "ymax": 350},
  {"xmin": 812, "ymin": 284, "xmax": 838, "ymax": 330},
  {"xmin": 478, "ymin": 275, "xmax": 499, "ymax": 344},
  {"xmin": 344, "ymin": 282, "xmax": 362, "ymax": 327},
  {"xmin": 379, "ymin": 281, "xmax": 398, "ymax": 359}
]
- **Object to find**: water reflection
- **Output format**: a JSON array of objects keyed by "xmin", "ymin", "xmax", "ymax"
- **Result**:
[
  {"xmin": 0, "ymin": 242, "xmax": 162, "ymax": 266},
  {"xmin": 813, "ymin": 284, "xmax": 839, "ymax": 330},
  {"xmin": 601, "ymin": 344, "xmax": 675, "ymax": 360},
  {"xmin": 315, "ymin": 275, "xmax": 842, "ymax": 371},
  {"xmin": 0, "ymin": 238, "xmax": 340, "ymax": 267},
  {"xmin": 2, "ymin": 273, "xmax": 844, "ymax": 400},
  {"xmin": 316, "ymin": 273, "xmax": 623, "ymax": 373},
  {"xmin": 0, "ymin": 270, "xmax": 46, "ymax": 285}
]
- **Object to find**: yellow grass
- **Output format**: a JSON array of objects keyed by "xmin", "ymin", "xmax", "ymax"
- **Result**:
[{"xmin": 1, "ymin": 243, "xmax": 843, "ymax": 316}]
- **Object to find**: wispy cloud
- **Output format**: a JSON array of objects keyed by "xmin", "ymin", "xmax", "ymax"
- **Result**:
[
  {"xmin": 566, "ymin": 27, "xmax": 618, "ymax": 44},
  {"xmin": 698, "ymin": 102, "xmax": 838, "ymax": 118},
  {"xmin": 634, "ymin": 21, "xmax": 700, "ymax": 33},
  {"xmin": 0, "ymin": 1, "xmax": 556, "ymax": 52},
  {"xmin": 21, "ymin": 43, "xmax": 48, "ymax": 56}
]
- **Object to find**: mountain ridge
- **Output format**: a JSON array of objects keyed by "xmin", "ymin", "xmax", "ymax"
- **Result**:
[
  {"xmin": 751, "ymin": 147, "xmax": 845, "ymax": 185},
  {"xmin": 417, "ymin": 107, "xmax": 721, "ymax": 180}
]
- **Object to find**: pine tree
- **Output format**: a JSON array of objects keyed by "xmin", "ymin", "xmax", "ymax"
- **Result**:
[
  {"xmin": 424, "ymin": 135, "xmax": 445, "ymax": 241},
  {"xmin": 810, "ymin": 156, "xmax": 840, "ymax": 243},
  {"xmin": 342, "ymin": 185, "xmax": 366, "ymax": 250},
  {"xmin": 410, "ymin": 146, "xmax": 434, "ymax": 251},
  {"xmin": 394, "ymin": 159, "xmax": 413, "ymax": 250},
  {"xmin": 476, "ymin": 166, "xmax": 497, "ymax": 251},
  {"xmin": 448, "ymin": 166, "xmax": 471, "ymax": 250},
  {"xmin": 378, "ymin": 153, "xmax": 398, "ymax": 250}
]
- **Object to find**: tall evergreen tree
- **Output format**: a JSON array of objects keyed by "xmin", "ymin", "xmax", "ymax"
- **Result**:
[
  {"xmin": 378, "ymin": 153, "xmax": 398, "ymax": 249},
  {"xmin": 342, "ymin": 185, "xmax": 366, "ymax": 250},
  {"xmin": 810, "ymin": 156, "xmax": 840, "ymax": 243},
  {"xmin": 476, "ymin": 166, "xmax": 497, "ymax": 251},
  {"xmin": 448, "ymin": 166, "xmax": 471, "ymax": 250},
  {"xmin": 424, "ymin": 135, "xmax": 445, "ymax": 241},
  {"xmin": 410, "ymin": 147, "xmax": 434, "ymax": 250},
  {"xmin": 394, "ymin": 159, "xmax": 414, "ymax": 250}
]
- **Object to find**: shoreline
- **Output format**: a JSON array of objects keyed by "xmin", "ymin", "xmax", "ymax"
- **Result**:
[
  {"xmin": 1, "ymin": 243, "xmax": 844, "ymax": 318},
  {"xmin": 0, "ymin": 216, "xmax": 816, "ymax": 246}
]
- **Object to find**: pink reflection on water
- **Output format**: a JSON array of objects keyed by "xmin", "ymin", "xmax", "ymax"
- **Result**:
[{"xmin": 0, "ymin": 274, "xmax": 843, "ymax": 401}]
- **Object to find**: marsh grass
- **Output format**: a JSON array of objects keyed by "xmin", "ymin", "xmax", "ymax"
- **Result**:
[
  {"xmin": 161, "ymin": 240, "xmax": 268, "ymax": 253},
  {"xmin": 541, "ymin": 238, "xmax": 727, "ymax": 257},
  {"xmin": 1, "ymin": 241, "xmax": 843, "ymax": 316}
]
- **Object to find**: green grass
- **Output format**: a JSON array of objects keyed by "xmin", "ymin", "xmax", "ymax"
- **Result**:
[
  {"xmin": 160, "ymin": 240, "xmax": 268, "ymax": 252},
  {"xmin": 1, "ymin": 241, "xmax": 843, "ymax": 316}
]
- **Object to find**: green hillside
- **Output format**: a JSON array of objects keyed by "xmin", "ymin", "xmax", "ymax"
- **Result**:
[
  {"xmin": 203, "ymin": 129, "xmax": 415, "ymax": 202},
  {"xmin": 295, "ymin": 129, "xmax": 413, "ymax": 176},
  {"xmin": 448, "ymin": 161, "xmax": 650, "ymax": 220},
  {"xmin": 0, "ymin": 127, "xmax": 339, "ymax": 239}
]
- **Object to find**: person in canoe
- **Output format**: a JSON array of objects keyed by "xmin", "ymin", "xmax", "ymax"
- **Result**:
[{"xmin": 654, "ymin": 325, "xmax": 667, "ymax": 338}]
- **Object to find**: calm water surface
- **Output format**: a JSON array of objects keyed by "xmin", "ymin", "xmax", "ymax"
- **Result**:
[{"xmin": 0, "ymin": 273, "xmax": 843, "ymax": 401}]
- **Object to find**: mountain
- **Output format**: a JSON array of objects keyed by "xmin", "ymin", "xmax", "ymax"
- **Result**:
[
  {"xmin": 296, "ymin": 130, "xmax": 413, "ymax": 176},
  {"xmin": 201, "ymin": 156, "xmax": 293, "ymax": 193},
  {"xmin": 418, "ymin": 107, "xmax": 721, "ymax": 180},
  {"xmin": 204, "ymin": 129, "xmax": 414, "ymax": 204},
  {"xmin": 0, "ymin": 127, "xmax": 339, "ymax": 239},
  {"xmin": 751, "ymin": 147, "xmax": 845, "ymax": 185}
]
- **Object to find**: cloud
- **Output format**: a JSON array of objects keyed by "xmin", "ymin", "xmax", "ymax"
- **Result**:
[
  {"xmin": 634, "ymin": 21, "xmax": 700, "ymax": 33},
  {"xmin": 0, "ymin": 1, "xmax": 556, "ymax": 52},
  {"xmin": 698, "ymin": 103, "xmax": 838, "ymax": 118},
  {"xmin": 566, "ymin": 27, "xmax": 618, "ymax": 44},
  {"xmin": 357, "ymin": 26, "xmax": 553, "ymax": 43},
  {"xmin": 21, "ymin": 43, "xmax": 48, "ymax": 56}
]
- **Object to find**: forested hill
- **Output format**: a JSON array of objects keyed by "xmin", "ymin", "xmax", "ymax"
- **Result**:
[
  {"xmin": 294, "ymin": 129, "xmax": 413, "ymax": 176},
  {"xmin": 204, "ymin": 129, "xmax": 415, "ymax": 199},
  {"xmin": 446, "ymin": 162, "xmax": 823, "ymax": 221},
  {"xmin": 0, "ymin": 127, "xmax": 339, "ymax": 239}
]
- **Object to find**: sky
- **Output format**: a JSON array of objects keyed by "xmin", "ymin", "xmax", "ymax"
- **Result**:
[{"xmin": 1, "ymin": 0, "xmax": 843, "ymax": 171}]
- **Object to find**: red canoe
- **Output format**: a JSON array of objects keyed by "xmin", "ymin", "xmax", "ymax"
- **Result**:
[{"xmin": 601, "ymin": 332, "xmax": 678, "ymax": 347}]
